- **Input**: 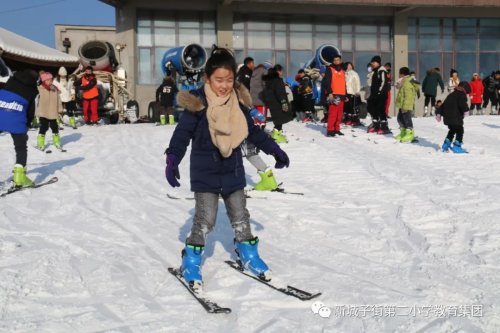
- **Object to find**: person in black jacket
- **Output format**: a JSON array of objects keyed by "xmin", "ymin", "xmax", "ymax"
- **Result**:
[
  {"xmin": 155, "ymin": 76, "xmax": 178, "ymax": 125},
  {"xmin": 482, "ymin": 71, "xmax": 500, "ymax": 115},
  {"xmin": 435, "ymin": 81, "xmax": 471, "ymax": 153},
  {"xmin": 367, "ymin": 55, "xmax": 391, "ymax": 134},
  {"xmin": 262, "ymin": 64, "xmax": 293, "ymax": 143},
  {"xmin": 236, "ymin": 57, "xmax": 254, "ymax": 90},
  {"xmin": 0, "ymin": 69, "xmax": 39, "ymax": 187}
]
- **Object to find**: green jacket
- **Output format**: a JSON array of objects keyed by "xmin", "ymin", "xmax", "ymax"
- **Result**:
[{"xmin": 395, "ymin": 76, "xmax": 420, "ymax": 112}]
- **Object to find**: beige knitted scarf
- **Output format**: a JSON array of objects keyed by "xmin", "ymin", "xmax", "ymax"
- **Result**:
[{"xmin": 204, "ymin": 84, "xmax": 248, "ymax": 158}]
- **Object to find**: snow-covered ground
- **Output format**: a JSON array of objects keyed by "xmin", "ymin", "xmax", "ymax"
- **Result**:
[{"xmin": 1, "ymin": 116, "xmax": 500, "ymax": 333}]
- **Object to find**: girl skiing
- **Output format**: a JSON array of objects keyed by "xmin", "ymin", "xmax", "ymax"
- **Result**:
[
  {"xmin": 165, "ymin": 47, "xmax": 290, "ymax": 292},
  {"xmin": 36, "ymin": 72, "xmax": 63, "ymax": 151},
  {"xmin": 0, "ymin": 69, "xmax": 39, "ymax": 187},
  {"xmin": 435, "ymin": 81, "xmax": 471, "ymax": 153}
]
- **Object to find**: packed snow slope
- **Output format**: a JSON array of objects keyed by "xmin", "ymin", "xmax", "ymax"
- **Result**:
[{"xmin": 1, "ymin": 116, "xmax": 500, "ymax": 333}]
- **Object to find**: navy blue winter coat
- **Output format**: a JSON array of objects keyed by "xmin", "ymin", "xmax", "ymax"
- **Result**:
[
  {"xmin": 166, "ymin": 84, "xmax": 279, "ymax": 195},
  {"xmin": 0, "ymin": 70, "xmax": 38, "ymax": 134}
]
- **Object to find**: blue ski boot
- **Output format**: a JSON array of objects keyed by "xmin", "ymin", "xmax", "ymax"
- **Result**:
[
  {"xmin": 181, "ymin": 244, "xmax": 204, "ymax": 293},
  {"xmin": 442, "ymin": 138, "xmax": 452, "ymax": 152},
  {"xmin": 451, "ymin": 141, "xmax": 466, "ymax": 154},
  {"xmin": 235, "ymin": 237, "xmax": 271, "ymax": 281}
]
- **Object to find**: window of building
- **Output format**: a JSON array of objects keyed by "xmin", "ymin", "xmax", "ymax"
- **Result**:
[
  {"xmin": 409, "ymin": 17, "xmax": 500, "ymax": 82},
  {"xmin": 233, "ymin": 16, "xmax": 392, "ymax": 80},
  {"xmin": 136, "ymin": 10, "xmax": 216, "ymax": 84}
]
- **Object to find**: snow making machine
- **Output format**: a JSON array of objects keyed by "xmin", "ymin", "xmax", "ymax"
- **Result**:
[
  {"xmin": 301, "ymin": 44, "xmax": 342, "ymax": 105},
  {"xmin": 148, "ymin": 44, "xmax": 208, "ymax": 122},
  {"xmin": 77, "ymin": 40, "xmax": 139, "ymax": 124}
]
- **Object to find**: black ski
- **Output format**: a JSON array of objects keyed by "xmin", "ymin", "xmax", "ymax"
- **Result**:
[
  {"xmin": 245, "ymin": 187, "xmax": 304, "ymax": 196},
  {"xmin": 271, "ymin": 188, "xmax": 304, "ymax": 195},
  {"xmin": 168, "ymin": 267, "xmax": 231, "ymax": 314},
  {"xmin": 45, "ymin": 147, "xmax": 67, "ymax": 153},
  {"xmin": 1, "ymin": 177, "xmax": 59, "ymax": 198},
  {"xmin": 53, "ymin": 147, "xmax": 67, "ymax": 153},
  {"xmin": 225, "ymin": 260, "xmax": 321, "ymax": 301}
]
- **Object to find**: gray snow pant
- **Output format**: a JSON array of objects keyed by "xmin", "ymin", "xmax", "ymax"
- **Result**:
[
  {"xmin": 397, "ymin": 109, "xmax": 414, "ymax": 129},
  {"xmin": 186, "ymin": 189, "xmax": 254, "ymax": 246},
  {"xmin": 241, "ymin": 141, "xmax": 267, "ymax": 172}
]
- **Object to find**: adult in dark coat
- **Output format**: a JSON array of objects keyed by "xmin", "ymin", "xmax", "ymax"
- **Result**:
[
  {"xmin": 236, "ymin": 57, "xmax": 254, "ymax": 90},
  {"xmin": 367, "ymin": 55, "xmax": 390, "ymax": 133},
  {"xmin": 482, "ymin": 71, "xmax": 500, "ymax": 114},
  {"xmin": 435, "ymin": 81, "xmax": 470, "ymax": 153},
  {"xmin": 422, "ymin": 67, "xmax": 444, "ymax": 116},
  {"xmin": 0, "ymin": 69, "xmax": 39, "ymax": 187},
  {"xmin": 262, "ymin": 65, "xmax": 293, "ymax": 143}
]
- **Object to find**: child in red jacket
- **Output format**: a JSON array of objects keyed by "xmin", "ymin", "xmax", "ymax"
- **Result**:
[{"xmin": 469, "ymin": 73, "xmax": 484, "ymax": 115}]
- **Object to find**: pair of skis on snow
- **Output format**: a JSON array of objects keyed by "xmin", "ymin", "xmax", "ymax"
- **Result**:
[
  {"xmin": 1, "ymin": 145, "xmax": 65, "ymax": 197},
  {"xmin": 0, "ymin": 177, "xmax": 58, "ymax": 198},
  {"xmin": 34, "ymin": 145, "xmax": 67, "ymax": 154},
  {"xmin": 167, "ymin": 185, "xmax": 304, "ymax": 200},
  {"xmin": 169, "ymin": 260, "xmax": 321, "ymax": 314}
]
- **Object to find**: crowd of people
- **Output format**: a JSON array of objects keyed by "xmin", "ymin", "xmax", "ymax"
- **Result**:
[{"xmin": 234, "ymin": 54, "xmax": 500, "ymax": 152}]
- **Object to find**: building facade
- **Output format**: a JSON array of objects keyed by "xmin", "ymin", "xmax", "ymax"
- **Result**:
[
  {"xmin": 54, "ymin": 25, "xmax": 116, "ymax": 58},
  {"xmin": 99, "ymin": 0, "xmax": 500, "ymax": 116}
]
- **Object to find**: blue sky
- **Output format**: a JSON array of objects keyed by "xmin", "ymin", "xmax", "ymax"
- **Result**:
[{"xmin": 0, "ymin": 0, "xmax": 115, "ymax": 47}]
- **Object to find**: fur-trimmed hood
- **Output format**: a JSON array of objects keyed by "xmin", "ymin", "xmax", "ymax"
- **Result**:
[{"xmin": 176, "ymin": 82, "xmax": 253, "ymax": 112}]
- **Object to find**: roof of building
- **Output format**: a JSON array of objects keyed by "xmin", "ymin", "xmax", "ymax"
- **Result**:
[
  {"xmin": 99, "ymin": 0, "xmax": 500, "ymax": 7},
  {"xmin": 0, "ymin": 27, "xmax": 79, "ymax": 66}
]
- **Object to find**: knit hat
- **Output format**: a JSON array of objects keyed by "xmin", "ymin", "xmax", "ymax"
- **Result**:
[
  {"xmin": 370, "ymin": 55, "xmax": 381, "ymax": 64},
  {"xmin": 58, "ymin": 66, "xmax": 67, "ymax": 76},
  {"xmin": 40, "ymin": 72, "xmax": 53, "ymax": 82}
]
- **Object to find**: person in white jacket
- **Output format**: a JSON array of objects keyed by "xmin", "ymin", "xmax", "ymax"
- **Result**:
[
  {"xmin": 447, "ymin": 69, "xmax": 460, "ymax": 93},
  {"xmin": 344, "ymin": 62, "xmax": 362, "ymax": 126},
  {"xmin": 53, "ymin": 67, "xmax": 77, "ymax": 129}
]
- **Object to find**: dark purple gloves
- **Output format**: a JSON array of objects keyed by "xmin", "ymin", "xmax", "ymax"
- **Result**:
[
  {"xmin": 272, "ymin": 146, "xmax": 290, "ymax": 169},
  {"xmin": 165, "ymin": 154, "xmax": 180, "ymax": 187}
]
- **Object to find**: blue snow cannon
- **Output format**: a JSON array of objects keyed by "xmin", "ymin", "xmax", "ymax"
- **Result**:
[
  {"xmin": 303, "ymin": 44, "xmax": 341, "ymax": 70},
  {"xmin": 302, "ymin": 44, "xmax": 342, "ymax": 105},
  {"xmin": 160, "ymin": 44, "xmax": 207, "ymax": 91}
]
